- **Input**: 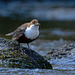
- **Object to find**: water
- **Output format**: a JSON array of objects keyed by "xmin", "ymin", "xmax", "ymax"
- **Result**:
[
  {"xmin": 0, "ymin": 1, "xmax": 75, "ymax": 75},
  {"xmin": 50, "ymin": 55, "xmax": 75, "ymax": 70},
  {"xmin": 0, "ymin": 68, "xmax": 75, "ymax": 75}
]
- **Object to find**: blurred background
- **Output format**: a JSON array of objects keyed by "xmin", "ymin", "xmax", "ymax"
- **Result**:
[
  {"xmin": 0, "ymin": 0, "xmax": 75, "ymax": 40},
  {"xmin": 0, "ymin": 1, "xmax": 75, "ymax": 74}
]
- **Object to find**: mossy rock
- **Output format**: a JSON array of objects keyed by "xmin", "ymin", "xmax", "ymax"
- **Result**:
[{"xmin": 0, "ymin": 37, "xmax": 52, "ymax": 69}]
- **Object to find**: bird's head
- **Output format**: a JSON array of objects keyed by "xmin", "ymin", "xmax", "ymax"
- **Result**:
[{"xmin": 30, "ymin": 19, "xmax": 40, "ymax": 26}]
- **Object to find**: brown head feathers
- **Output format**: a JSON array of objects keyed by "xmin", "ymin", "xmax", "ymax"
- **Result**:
[
  {"xmin": 30, "ymin": 19, "xmax": 40, "ymax": 25},
  {"xmin": 30, "ymin": 19, "xmax": 38, "ymax": 24}
]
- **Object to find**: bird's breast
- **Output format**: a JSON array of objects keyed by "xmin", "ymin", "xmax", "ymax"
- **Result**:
[{"xmin": 24, "ymin": 28, "xmax": 39, "ymax": 40}]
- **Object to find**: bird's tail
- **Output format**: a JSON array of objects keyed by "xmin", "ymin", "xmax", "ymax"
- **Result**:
[{"xmin": 6, "ymin": 32, "xmax": 14, "ymax": 36}]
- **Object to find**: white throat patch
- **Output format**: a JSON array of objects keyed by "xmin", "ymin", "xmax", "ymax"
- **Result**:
[{"xmin": 24, "ymin": 24, "xmax": 39, "ymax": 39}]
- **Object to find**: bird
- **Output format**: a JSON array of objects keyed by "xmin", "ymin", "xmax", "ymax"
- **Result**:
[{"xmin": 6, "ymin": 19, "xmax": 40, "ymax": 49}]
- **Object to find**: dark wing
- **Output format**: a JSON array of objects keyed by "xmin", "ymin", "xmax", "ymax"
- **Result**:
[{"xmin": 11, "ymin": 23, "xmax": 27, "ymax": 41}]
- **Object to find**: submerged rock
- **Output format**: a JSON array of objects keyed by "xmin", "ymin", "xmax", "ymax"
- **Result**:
[{"xmin": 0, "ymin": 37, "xmax": 52, "ymax": 69}]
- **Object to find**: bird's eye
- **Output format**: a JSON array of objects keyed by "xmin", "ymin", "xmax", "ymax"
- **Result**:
[{"xmin": 33, "ymin": 21, "xmax": 36, "ymax": 24}]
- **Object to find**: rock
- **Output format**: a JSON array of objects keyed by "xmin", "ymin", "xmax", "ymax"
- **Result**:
[
  {"xmin": 46, "ymin": 42, "xmax": 75, "ymax": 59},
  {"xmin": 0, "ymin": 37, "xmax": 52, "ymax": 69}
]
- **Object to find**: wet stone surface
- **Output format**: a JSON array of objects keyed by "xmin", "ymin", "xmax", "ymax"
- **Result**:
[{"xmin": 0, "ymin": 37, "xmax": 52, "ymax": 69}]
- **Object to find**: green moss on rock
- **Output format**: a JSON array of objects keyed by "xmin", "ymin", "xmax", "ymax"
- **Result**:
[{"xmin": 0, "ymin": 37, "xmax": 52, "ymax": 69}]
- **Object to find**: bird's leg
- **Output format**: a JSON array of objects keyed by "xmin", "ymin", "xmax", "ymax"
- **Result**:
[
  {"xmin": 27, "ymin": 43, "xmax": 30, "ymax": 50},
  {"xmin": 18, "ymin": 43, "xmax": 22, "ymax": 51},
  {"xmin": 27, "ymin": 43, "xmax": 31, "ymax": 55}
]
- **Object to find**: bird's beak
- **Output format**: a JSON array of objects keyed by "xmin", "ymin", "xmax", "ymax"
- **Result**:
[{"xmin": 35, "ymin": 23, "xmax": 40, "ymax": 26}]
